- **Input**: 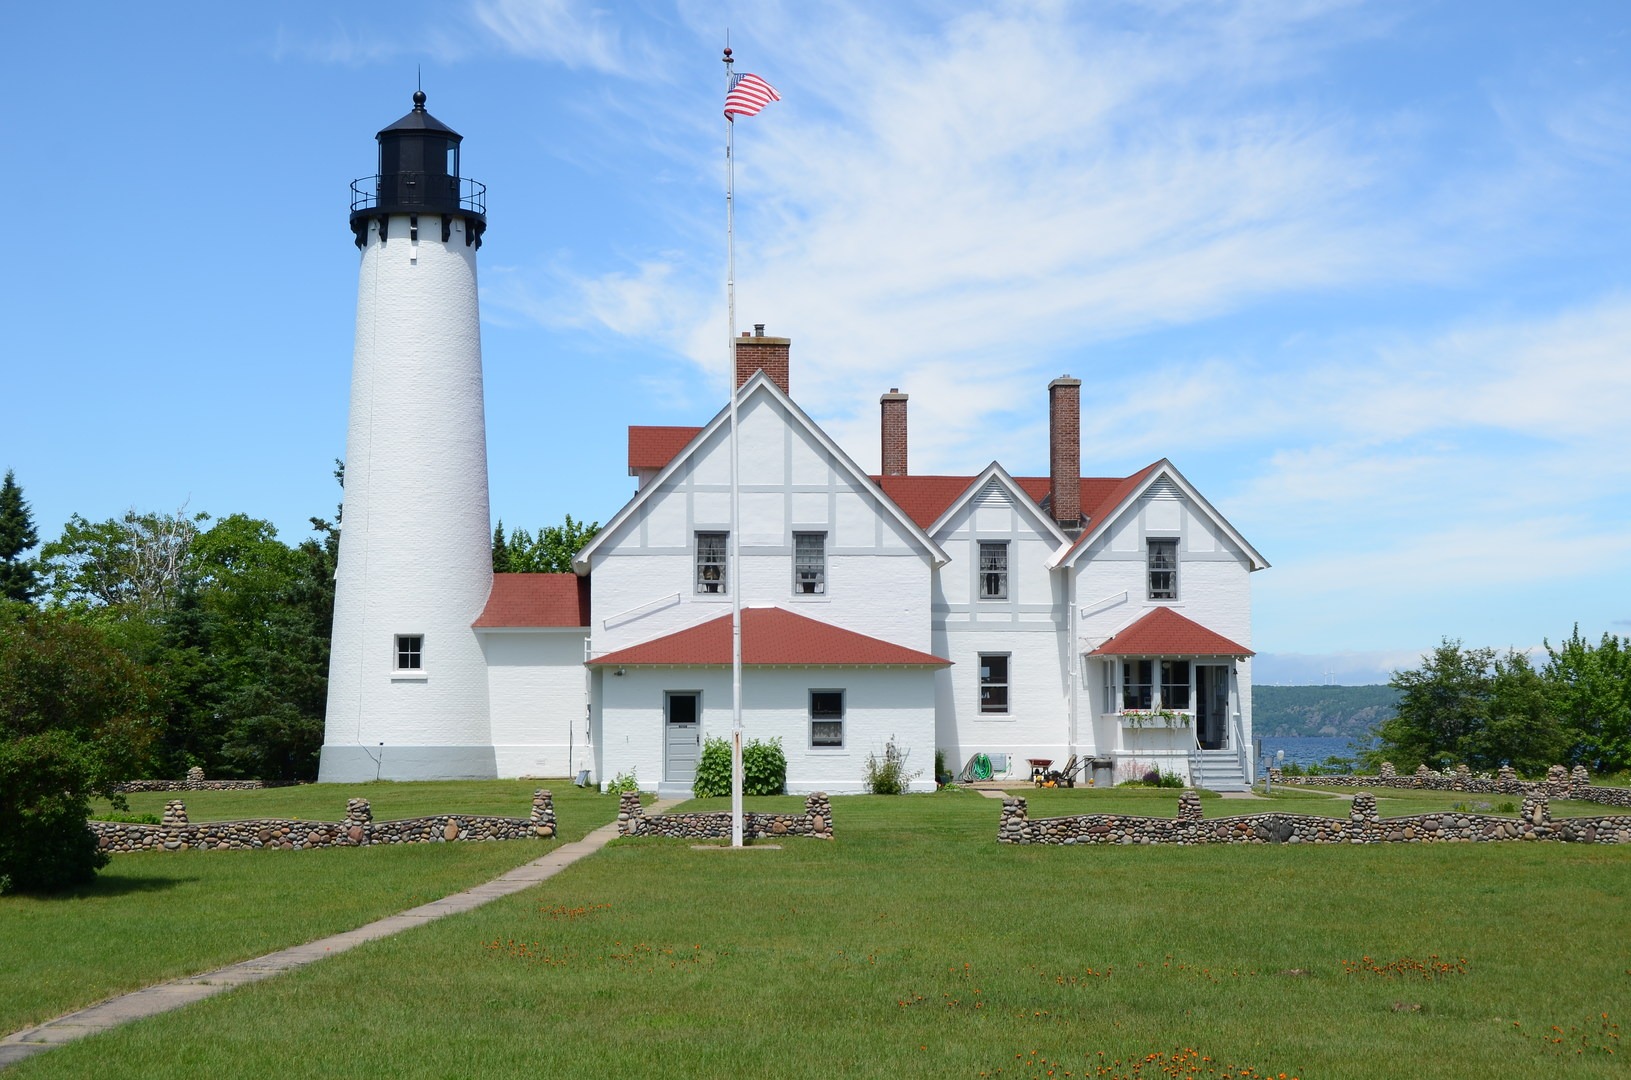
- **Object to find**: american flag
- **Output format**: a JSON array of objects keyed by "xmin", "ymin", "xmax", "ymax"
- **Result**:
[{"xmin": 724, "ymin": 72, "xmax": 780, "ymax": 119}]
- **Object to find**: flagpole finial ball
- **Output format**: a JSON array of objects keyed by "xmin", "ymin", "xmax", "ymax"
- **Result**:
[
  {"xmin": 412, "ymin": 89, "xmax": 427, "ymax": 108},
  {"xmin": 723, "ymin": 47, "xmax": 732, "ymax": 59}
]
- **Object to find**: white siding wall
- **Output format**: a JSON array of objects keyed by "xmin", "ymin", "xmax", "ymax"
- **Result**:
[
  {"xmin": 482, "ymin": 629, "xmax": 590, "ymax": 777},
  {"xmin": 599, "ymin": 667, "xmax": 936, "ymax": 794}
]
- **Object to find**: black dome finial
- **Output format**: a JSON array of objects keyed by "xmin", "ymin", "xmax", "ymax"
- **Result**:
[{"xmin": 412, "ymin": 89, "xmax": 427, "ymax": 109}]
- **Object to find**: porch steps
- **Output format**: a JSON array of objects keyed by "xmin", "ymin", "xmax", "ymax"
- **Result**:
[{"xmin": 1192, "ymin": 749, "xmax": 1251, "ymax": 793}]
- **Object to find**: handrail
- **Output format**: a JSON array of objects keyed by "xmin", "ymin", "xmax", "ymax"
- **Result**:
[{"xmin": 349, "ymin": 173, "xmax": 487, "ymax": 215}]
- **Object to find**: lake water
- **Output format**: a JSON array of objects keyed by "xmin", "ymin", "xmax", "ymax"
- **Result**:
[{"xmin": 1255, "ymin": 735, "xmax": 1361, "ymax": 769}]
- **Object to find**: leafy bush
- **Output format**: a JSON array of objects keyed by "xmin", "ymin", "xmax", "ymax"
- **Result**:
[
  {"xmin": 742, "ymin": 737, "xmax": 786, "ymax": 796},
  {"xmin": 863, "ymin": 735, "xmax": 920, "ymax": 795},
  {"xmin": 934, "ymin": 748, "xmax": 952, "ymax": 787},
  {"xmin": 693, "ymin": 737, "xmax": 731, "ymax": 797},
  {"xmin": 603, "ymin": 771, "xmax": 639, "ymax": 796},
  {"xmin": 694, "ymin": 736, "xmax": 786, "ymax": 797},
  {"xmin": 93, "ymin": 811, "xmax": 161, "ymax": 825},
  {"xmin": 1118, "ymin": 766, "xmax": 1185, "ymax": 789}
]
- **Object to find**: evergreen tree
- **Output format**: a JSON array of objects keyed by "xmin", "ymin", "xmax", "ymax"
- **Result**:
[
  {"xmin": 491, "ymin": 521, "xmax": 511, "ymax": 573},
  {"xmin": 0, "ymin": 469, "xmax": 40, "ymax": 604}
]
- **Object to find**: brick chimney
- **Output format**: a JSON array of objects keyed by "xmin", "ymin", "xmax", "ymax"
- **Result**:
[
  {"xmin": 880, "ymin": 389, "xmax": 908, "ymax": 476},
  {"xmin": 734, "ymin": 323, "xmax": 791, "ymax": 395},
  {"xmin": 1048, "ymin": 376, "xmax": 1082, "ymax": 529}
]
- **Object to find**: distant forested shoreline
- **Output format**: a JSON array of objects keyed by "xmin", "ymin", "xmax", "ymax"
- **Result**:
[{"xmin": 1253, "ymin": 684, "xmax": 1398, "ymax": 742}]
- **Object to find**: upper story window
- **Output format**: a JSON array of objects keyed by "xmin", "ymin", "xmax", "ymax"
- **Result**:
[
  {"xmin": 979, "ymin": 541, "xmax": 1008, "ymax": 600},
  {"xmin": 696, "ymin": 532, "xmax": 727, "ymax": 594},
  {"xmin": 979, "ymin": 653, "xmax": 1009, "ymax": 714},
  {"xmin": 1147, "ymin": 538, "xmax": 1178, "ymax": 600},
  {"xmin": 395, "ymin": 634, "xmax": 423, "ymax": 671},
  {"xmin": 794, "ymin": 532, "xmax": 826, "ymax": 595}
]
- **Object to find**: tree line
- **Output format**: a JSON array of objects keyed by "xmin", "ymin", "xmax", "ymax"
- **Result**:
[
  {"xmin": 0, "ymin": 466, "xmax": 596, "ymax": 892},
  {"xmin": 1372, "ymin": 634, "xmax": 1630, "ymax": 777}
]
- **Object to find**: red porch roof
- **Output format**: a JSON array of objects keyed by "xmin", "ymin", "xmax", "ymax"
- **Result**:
[
  {"xmin": 473, "ymin": 573, "xmax": 590, "ymax": 628},
  {"xmin": 1087, "ymin": 607, "xmax": 1253, "ymax": 658},
  {"xmin": 588, "ymin": 607, "xmax": 951, "ymax": 668}
]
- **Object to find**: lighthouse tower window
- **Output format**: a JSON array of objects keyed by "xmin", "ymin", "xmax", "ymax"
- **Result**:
[{"xmin": 394, "ymin": 635, "xmax": 424, "ymax": 671}]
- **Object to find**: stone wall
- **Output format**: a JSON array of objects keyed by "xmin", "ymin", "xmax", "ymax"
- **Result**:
[
  {"xmin": 997, "ymin": 790, "xmax": 1631, "ymax": 845},
  {"xmin": 113, "ymin": 767, "xmax": 268, "ymax": 793},
  {"xmin": 1273, "ymin": 763, "xmax": 1631, "ymax": 808},
  {"xmin": 91, "ymin": 791, "xmax": 557, "ymax": 853},
  {"xmin": 617, "ymin": 791, "xmax": 833, "ymax": 840}
]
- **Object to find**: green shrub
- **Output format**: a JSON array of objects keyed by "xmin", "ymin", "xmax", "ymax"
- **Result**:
[
  {"xmin": 694, "ymin": 736, "xmax": 786, "ymax": 797},
  {"xmin": 603, "ymin": 771, "xmax": 639, "ymax": 796},
  {"xmin": 693, "ymin": 737, "xmax": 731, "ymax": 797},
  {"xmin": 742, "ymin": 737, "xmax": 786, "ymax": 795},
  {"xmin": 863, "ymin": 735, "xmax": 920, "ymax": 795},
  {"xmin": 92, "ymin": 811, "xmax": 161, "ymax": 825}
]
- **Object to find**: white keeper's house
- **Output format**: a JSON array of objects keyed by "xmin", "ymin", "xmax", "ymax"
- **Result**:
[{"xmin": 317, "ymin": 92, "xmax": 1269, "ymax": 794}]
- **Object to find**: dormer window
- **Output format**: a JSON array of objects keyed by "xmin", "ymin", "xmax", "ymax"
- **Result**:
[{"xmin": 1147, "ymin": 539, "xmax": 1177, "ymax": 600}]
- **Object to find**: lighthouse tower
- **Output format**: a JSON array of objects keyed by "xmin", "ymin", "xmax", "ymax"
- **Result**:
[{"xmin": 318, "ymin": 91, "xmax": 496, "ymax": 782}]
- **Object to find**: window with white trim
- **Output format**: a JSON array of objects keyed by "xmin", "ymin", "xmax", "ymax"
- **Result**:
[
  {"xmin": 979, "ymin": 653, "xmax": 1009, "ymax": 714},
  {"xmin": 810, "ymin": 690, "xmax": 844, "ymax": 747},
  {"xmin": 1147, "ymin": 539, "xmax": 1178, "ymax": 600},
  {"xmin": 696, "ymin": 532, "xmax": 727, "ymax": 594},
  {"xmin": 1160, "ymin": 660, "xmax": 1191, "ymax": 710},
  {"xmin": 793, "ymin": 532, "xmax": 826, "ymax": 594},
  {"xmin": 978, "ymin": 541, "xmax": 1008, "ymax": 600},
  {"xmin": 395, "ymin": 635, "xmax": 423, "ymax": 671}
]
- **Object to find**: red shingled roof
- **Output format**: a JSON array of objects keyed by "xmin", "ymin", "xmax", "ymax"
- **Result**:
[
  {"xmin": 588, "ymin": 607, "xmax": 951, "ymax": 668},
  {"xmin": 1087, "ymin": 607, "xmax": 1252, "ymax": 657},
  {"xmin": 473, "ymin": 573, "xmax": 590, "ymax": 628},
  {"xmin": 872, "ymin": 468, "xmax": 1158, "ymax": 531},
  {"xmin": 628, "ymin": 426, "xmax": 704, "ymax": 473}
]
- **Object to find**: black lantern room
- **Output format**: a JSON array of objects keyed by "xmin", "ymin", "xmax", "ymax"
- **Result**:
[{"xmin": 349, "ymin": 90, "xmax": 486, "ymax": 249}]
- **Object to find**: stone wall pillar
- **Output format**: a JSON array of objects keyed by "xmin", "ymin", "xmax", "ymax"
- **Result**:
[
  {"xmin": 1379, "ymin": 762, "xmax": 1396, "ymax": 780},
  {"xmin": 998, "ymin": 796, "xmax": 1029, "ymax": 844},
  {"xmin": 1570, "ymin": 765, "xmax": 1590, "ymax": 799},
  {"xmin": 531, "ymin": 789, "xmax": 556, "ymax": 838},
  {"xmin": 1177, "ymin": 790, "xmax": 1204, "ymax": 822},
  {"xmin": 618, "ymin": 791, "xmax": 644, "ymax": 837},
  {"xmin": 185, "ymin": 766, "xmax": 205, "ymax": 789},
  {"xmin": 162, "ymin": 800, "xmax": 188, "ymax": 826},
  {"xmin": 1545, "ymin": 765, "xmax": 1569, "ymax": 798},
  {"xmin": 1496, "ymin": 764, "xmax": 1518, "ymax": 793},
  {"xmin": 804, "ymin": 793, "xmax": 833, "ymax": 838},
  {"xmin": 1521, "ymin": 793, "xmax": 1550, "ymax": 828},
  {"xmin": 346, "ymin": 798, "xmax": 372, "ymax": 845},
  {"xmin": 1349, "ymin": 792, "xmax": 1380, "ymax": 828}
]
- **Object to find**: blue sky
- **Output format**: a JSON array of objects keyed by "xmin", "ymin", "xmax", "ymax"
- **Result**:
[{"xmin": 3, "ymin": 1, "xmax": 1627, "ymax": 683}]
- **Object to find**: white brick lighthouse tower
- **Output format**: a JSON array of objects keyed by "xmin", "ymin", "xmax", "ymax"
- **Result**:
[{"xmin": 319, "ymin": 91, "xmax": 496, "ymax": 782}]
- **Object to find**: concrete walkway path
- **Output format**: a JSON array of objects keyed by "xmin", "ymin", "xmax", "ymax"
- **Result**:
[{"xmin": 0, "ymin": 800, "xmax": 678, "ymax": 1071}]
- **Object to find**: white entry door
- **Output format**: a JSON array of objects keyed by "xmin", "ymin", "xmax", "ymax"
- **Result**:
[{"xmin": 665, "ymin": 692, "xmax": 701, "ymax": 784}]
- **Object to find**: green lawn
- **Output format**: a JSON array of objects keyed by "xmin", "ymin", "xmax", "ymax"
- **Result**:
[
  {"xmin": 8, "ymin": 790, "xmax": 1628, "ymax": 1079},
  {"xmin": 1, "ymin": 782, "xmax": 625, "ymax": 1035}
]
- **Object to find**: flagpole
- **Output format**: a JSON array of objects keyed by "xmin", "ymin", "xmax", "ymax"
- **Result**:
[{"xmin": 724, "ymin": 44, "xmax": 745, "ymax": 849}]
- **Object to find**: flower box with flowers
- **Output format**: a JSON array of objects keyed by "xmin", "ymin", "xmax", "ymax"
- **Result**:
[{"xmin": 1118, "ymin": 709, "xmax": 1192, "ymax": 729}]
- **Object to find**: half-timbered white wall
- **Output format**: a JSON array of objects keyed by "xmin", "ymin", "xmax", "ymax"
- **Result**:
[
  {"xmin": 1070, "ymin": 484, "xmax": 1256, "ymax": 766},
  {"xmin": 930, "ymin": 476, "xmax": 1071, "ymax": 777},
  {"xmin": 586, "ymin": 391, "xmax": 936, "ymax": 655}
]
